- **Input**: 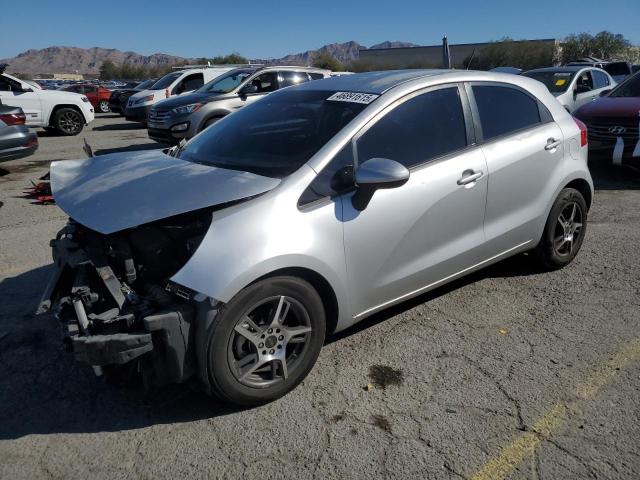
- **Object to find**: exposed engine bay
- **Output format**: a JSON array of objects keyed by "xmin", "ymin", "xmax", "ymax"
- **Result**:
[{"xmin": 37, "ymin": 208, "xmax": 215, "ymax": 386}]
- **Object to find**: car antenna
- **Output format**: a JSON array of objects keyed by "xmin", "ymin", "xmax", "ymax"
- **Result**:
[{"xmin": 466, "ymin": 48, "xmax": 476, "ymax": 70}]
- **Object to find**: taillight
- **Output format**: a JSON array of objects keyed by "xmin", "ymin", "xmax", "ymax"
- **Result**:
[
  {"xmin": 0, "ymin": 112, "xmax": 26, "ymax": 126},
  {"xmin": 23, "ymin": 137, "xmax": 38, "ymax": 148},
  {"xmin": 573, "ymin": 117, "xmax": 588, "ymax": 147}
]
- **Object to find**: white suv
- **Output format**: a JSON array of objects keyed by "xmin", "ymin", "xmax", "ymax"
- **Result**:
[
  {"xmin": 125, "ymin": 66, "xmax": 238, "ymax": 124},
  {"xmin": 0, "ymin": 65, "xmax": 95, "ymax": 136}
]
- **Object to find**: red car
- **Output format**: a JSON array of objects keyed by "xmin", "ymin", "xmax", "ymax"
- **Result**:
[
  {"xmin": 574, "ymin": 72, "xmax": 640, "ymax": 167},
  {"xmin": 60, "ymin": 84, "xmax": 112, "ymax": 113}
]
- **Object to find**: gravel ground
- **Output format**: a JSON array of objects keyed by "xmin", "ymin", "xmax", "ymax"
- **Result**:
[{"xmin": 1, "ymin": 114, "xmax": 639, "ymax": 480}]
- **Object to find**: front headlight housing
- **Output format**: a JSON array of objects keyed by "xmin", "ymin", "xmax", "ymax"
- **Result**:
[
  {"xmin": 170, "ymin": 103, "xmax": 203, "ymax": 115},
  {"xmin": 136, "ymin": 95, "xmax": 154, "ymax": 104}
]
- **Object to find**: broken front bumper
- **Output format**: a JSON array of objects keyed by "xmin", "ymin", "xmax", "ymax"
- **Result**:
[{"xmin": 37, "ymin": 229, "xmax": 198, "ymax": 385}]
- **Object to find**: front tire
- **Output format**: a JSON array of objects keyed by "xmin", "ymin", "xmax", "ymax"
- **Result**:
[
  {"xmin": 98, "ymin": 100, "xmax": 110, "ymax": 113},
  {"xmin": 204, "ymin": 276, "xmax": 326, "ymax": 406},
  {"xmin": 52, "ymin": 108, "xmax": 84, "ymax": 136},
  {"xmin": 535, "ymin": 187, "xmax": 588, "ymax": 269}
]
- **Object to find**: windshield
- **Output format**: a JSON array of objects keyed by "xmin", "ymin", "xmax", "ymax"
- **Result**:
[
  {"xmin": 609, "ymin": 72, "xmax": 640, "ymax": 97},
  {"xmin": 179, "ymin": 89, "xmax": 370, "ymax": 178},
  {"xmin": 136, "ymin": 79, "xmax": 156, "ymax": 90},
  {"xmin": 522, "ymin": 71, "xmax": 576, "ymax": 93},
  {"xmin": 150, "ymin": 72, "xmax": 181, "ymax": 90},
  {"xmin": 198, "ymin": 69, "xmax": 254, "ymax": 94}
]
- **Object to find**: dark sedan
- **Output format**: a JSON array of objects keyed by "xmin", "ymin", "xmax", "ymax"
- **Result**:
[
  {"xmin": 0, "ymin": 101, "xmax": 38, "ymax": 162},
  {"xmin": 574, "ymin": 72, "xmax": 640, "ymax": 167},
  {"xmin": 109, "ymin": 79, "xmax": 156, "ymax": 115}
]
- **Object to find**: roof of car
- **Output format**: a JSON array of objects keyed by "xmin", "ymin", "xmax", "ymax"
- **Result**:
[
  {"xmin": 294, "ymin": 69, "xmax": 450, "ymax": 94},
  {"xmin": 524, "ymin": 66, "xmax": 591, "ymax": 74},
  {"xmin": 261, "ymin": 65, "xmax": 329, "ymax": 72}
]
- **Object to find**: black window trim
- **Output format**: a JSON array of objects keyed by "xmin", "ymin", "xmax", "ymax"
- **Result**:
[{"xmin": 465, "ymin": 81, "xmax": 555, "ymax": 145}]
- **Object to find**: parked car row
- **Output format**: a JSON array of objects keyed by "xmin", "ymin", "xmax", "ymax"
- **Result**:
[
  {"xmin": 124, "ymin": 65, "xmax": 241, "ymax": 123},
  {"xmin": 146, "ymin": 66, "xmax": 330, "ymax": 144}
]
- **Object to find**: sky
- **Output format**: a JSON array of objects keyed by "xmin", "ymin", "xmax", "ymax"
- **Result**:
[{"xmin": 1, "ymin": 0, "xmax": 639, "ymax": 60}]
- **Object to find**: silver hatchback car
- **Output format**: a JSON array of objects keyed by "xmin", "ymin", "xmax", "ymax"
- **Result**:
[{"xmin": 39, "ymin": 70, "xmax": 593, "ymax": 406}]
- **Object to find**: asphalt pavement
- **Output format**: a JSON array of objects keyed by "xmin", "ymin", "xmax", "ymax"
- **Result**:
[{"xmin": 0, "ymin": 114, "xmax": 639, "ymax": 479}]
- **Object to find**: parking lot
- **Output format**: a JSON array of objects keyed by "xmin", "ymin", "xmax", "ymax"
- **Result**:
[{"xmin": 0, "ymin": 114, "xmax": 639, "ymax": 479}]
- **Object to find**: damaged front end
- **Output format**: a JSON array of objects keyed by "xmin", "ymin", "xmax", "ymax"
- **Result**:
[{"xmin": 37, "ymin": 209, "xmax": 214, "ymax": 386}]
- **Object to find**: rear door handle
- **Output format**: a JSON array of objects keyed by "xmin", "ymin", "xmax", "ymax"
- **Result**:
[
  {"xmin": 457, "ymin": 170, "xmax": 483, "ymax": 185},
  {"xmin": 545, "ymin": 138, "xmax": 562, "ymax": 151}
]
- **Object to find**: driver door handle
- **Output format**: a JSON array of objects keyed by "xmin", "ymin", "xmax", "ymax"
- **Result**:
[
  {"xmin": 457, "ymin": 170, "xmax": 483, "ymax": 185},
  {"xmin": 545, "ymin": 138, "xmax": 562, "ymax": 151}
]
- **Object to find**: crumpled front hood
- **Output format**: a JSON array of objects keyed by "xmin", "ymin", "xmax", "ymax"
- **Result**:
[{"xmin": 50, "ymin": 150, "xmax": 281, "ymax": 234}]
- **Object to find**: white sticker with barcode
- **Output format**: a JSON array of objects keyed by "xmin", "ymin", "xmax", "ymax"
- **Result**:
[{"xmin": 327, "ymin": 92, "xmax": 379, "ymax": 104}]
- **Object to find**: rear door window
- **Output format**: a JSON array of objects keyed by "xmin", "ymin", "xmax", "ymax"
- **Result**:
[
  {"xmin": 279, "ymin": 71, "xmax": 310, "ymax": 88},
  {"xmin": 471, "ymin": 85, "xmax": 542, "ymax": 141}
]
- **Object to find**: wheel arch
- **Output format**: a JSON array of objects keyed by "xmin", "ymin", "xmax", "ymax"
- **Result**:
[
  {"xmin": 564, "ymin": 178, "xmax": 592, "ymax": 210},
  {"xmin": 249, "ymin": 267, "xmax": 340, "ymax": 338},
  {"xmin": 49, "ymin": 104, "xmax": 87, "ymax": 126},
  {"xmin": 199, "ymin": 110, "xmax": 229, "ymax": 132}
]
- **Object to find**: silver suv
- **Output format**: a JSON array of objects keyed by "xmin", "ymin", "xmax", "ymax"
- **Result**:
[
  {"xmin": 40, "ymin": 70, "xmax": 593, "ymax": 406},
  {"xmin": 147, "ymin": 66, "xmax": 330, "ymax": 144}
]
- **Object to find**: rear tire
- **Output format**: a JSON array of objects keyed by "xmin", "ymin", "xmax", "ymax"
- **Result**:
[
  {"xmin": 52, "ymin": 108, "xmax": 84, "ymax": 136},
  {"xmin": 204, "ymin": 276, "xmax": 325, "ymax": 406},
  {"xmin": 535, "ymin": 188, "xmax": 587, "ymax": 270}
]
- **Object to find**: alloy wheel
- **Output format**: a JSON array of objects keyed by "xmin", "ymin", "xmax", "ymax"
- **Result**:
[
  {"xmin": 99, "ymin": 100, "xmax": 110, "ymax": 113},
  {"xmin": 59, "ymin": 111, "xmax": 82, "ymax": 134},
  {"xmin": 227, "ymin": 295, "xmax": 312, "ymax": 388},
  {"xmin": 553, "ymin": 201, "xmax": 583, "ymax": 257}
]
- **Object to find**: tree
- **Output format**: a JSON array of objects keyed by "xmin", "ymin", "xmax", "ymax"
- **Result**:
[
  {"xmin": 99, "ymin": 60, "xmax": 117, "ymax": 80},
  {"xmin": 560, "ymin": 31, "xmax": 631, "ymax": 63},
  {"xmin": 198, "ymin": 53, "xmax": 249, "ymax": 65},
  {"xmin": 311, "ymin": 52, "xmax": 344, "ymax": 72},
  {"xmin": 464, "ymin": 38, "xmax": 555, "ymax": 70}
]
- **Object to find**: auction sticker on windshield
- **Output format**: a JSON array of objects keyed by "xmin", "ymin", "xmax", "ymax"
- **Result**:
[{"xmin": 327, "ymin": 92, "xmax": 379, "ymax": 104}]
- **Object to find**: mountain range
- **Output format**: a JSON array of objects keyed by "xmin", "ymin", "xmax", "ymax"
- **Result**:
[{"xmin": 1, "ymin": 41, "xmax": 419, "ymax": 76}]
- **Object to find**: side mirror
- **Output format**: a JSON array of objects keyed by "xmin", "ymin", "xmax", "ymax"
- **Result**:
[
  {"xmin": 352, "ymin": 158, "xmax": 409, "ymax": 211},
  {"xmin": 241, "ymin": 84, "xmax": 258, "ymax": 95},
  {"xmin": 572, "ymin": 89, "xmax": 578, "ymax": 101},
  {"xmin": 599, "ymin": 89, "xmax": 612, "ymax": 97}
]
